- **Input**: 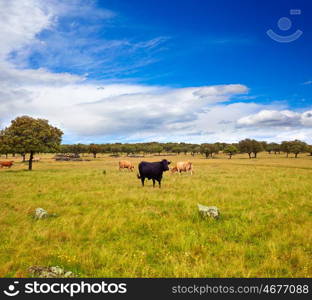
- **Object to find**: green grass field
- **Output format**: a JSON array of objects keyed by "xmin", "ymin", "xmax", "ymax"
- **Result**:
[{"xmin": 0, "ymin": 153, "xmax": 311, "ymax": 277}]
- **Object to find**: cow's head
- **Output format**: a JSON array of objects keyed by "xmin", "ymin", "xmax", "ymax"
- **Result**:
[
  {"xmin": 161, "ymin": 159, "xmax": 171, "ymax": 171},
  {"xmin": 170, "ymin": 166, "xmax": 178, "ymax": 173}
]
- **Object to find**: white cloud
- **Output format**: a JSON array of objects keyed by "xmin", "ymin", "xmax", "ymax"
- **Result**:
[
  {"xmin": 0, "ymin": 82, "xmax": 250, "ymax": 140},
  {"xmin": 300, "ymin": 111, "xmax": 312, "ymax": 126},
  {"xmin": 233, "ymin": 110, "xmax": 312, "ymax": 143},
  {"xmin": 237, "ymin": 110, "xmax": 301, "ymax": 127},
  {"xmin": 0, "ymin": 0, "xmax": 54, "ymax": 60},
  {"xmin": 4, "ymin": 0, "xmax": 168, "ymax": 77},
  {"xmin": 0, "ymin": 1, "xmax": 251, "ymax": 142},
  {"xmin": 237, "ymin": 109, "xmax": 312, "ymax": 128},
  {"xmin": 1, "ymin": 0, "xmax": 312, "ymax": 144},
  {"xmin": 0, "ymin": 62, "xmax": 84, "ymax": 86},
  {"xmin": 0, "ymin": 0, "xmax": 86, "ymax": 87}
]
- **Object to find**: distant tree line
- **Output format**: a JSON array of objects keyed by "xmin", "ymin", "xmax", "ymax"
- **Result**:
[
  {"xmin": 37, "ymin": 139, "xmax": 312, "ymax": 159},
  {"xmin": 1, "ymin": 117, "xmax": 312, "ymax": 172}
]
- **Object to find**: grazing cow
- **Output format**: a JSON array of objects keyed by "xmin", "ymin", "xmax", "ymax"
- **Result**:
[
  {"xmin": 171, "ymin": 161, "xmax": 193, "ymax": 175},
  {"xmin": 137, "ymin": 159, "xmax": 171, "ymax": 188},
  {"xmin": 119, "ymin": 160, "xmax": 134, "ymax": 172},
  {"xmin": 0, "ymin": 161, "xmax": 14, "ymax": 168}
]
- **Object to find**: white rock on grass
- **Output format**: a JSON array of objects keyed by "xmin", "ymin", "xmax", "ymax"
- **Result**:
[
  {"xmin": 34, "ymin": 208, "xmax": 57, "ymax": 219},
  {"xmin": 28, "ymin": 266, "xmax": 73, "ymax": 278},
  {"xmin": 35, "ymin": 208, "xmax": 48, "ymax": 219},
  {"xmin": 197, "ymin": 204, "xmax": 220, "ymax": 219}
]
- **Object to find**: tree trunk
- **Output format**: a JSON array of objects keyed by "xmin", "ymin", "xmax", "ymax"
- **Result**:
[
  {"xmin": 286, "ymin": 152, "xmax": 289, "ymax": 158},
  {"xmin": 254, "ymin": 152, "xmax": 257, "ymax": 158},
  {"xmin": 295, "ymin": 153, "xmax": 298, "ymax": 158},
  {"xmin": 22, "ymin": 154, "xmax": 26, "ymax": 162},
  {"xmin": 248, "ymin": 153, "xmax": 251, "ymax": 159},
  {"xmin": 29, "ymin": 151, "xmax": 34, "ymax": 171},
  {"xmin": 229, "ymin": 154, "xmax": 232, "ymax": 159},
  {"xmin": 5, "ymin": 153, "xmax": 8, "ymax": 158},
  {"xmin": 93, "ymin": 153, "xmax": 96, "ymax": 158}
]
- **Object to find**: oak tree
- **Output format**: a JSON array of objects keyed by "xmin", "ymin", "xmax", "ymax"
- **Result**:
[{"xmin": 4, "ymin": 116, "xmax": 63, "ymax": 170}]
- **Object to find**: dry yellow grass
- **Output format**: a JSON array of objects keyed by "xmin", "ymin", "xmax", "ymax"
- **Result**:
[{"xmin": 0, "ymin": 152, "xmax": 311, "ymax": 277}]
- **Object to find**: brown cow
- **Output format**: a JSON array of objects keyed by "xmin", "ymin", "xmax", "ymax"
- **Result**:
[
  {"xmin": 171, "ymin": 161, "xmax": 193, "ymax": 175},
  {"xmin": 119, "ymin": 160, "xmax": 134, "ymax": 172},
  {"xmin": 0, "ymin": 161, "xmax": 14, "ymax": 168}
]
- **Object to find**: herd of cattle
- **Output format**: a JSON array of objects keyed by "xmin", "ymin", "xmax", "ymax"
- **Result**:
[
  {"xmin": 119, "ymin": 159, "xmax": 193, "ymax": 187},
  {"xmin": 0, "ymin": 158, "xmax": 193, "ymax": 188}
]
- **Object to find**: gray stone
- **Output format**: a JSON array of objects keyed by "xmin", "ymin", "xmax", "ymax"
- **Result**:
[
  {"xmin": 197, "ymin": 204, "xmax": 220, "ymax": 219},
  {"xmin": 50, "ymin": 266, "xmax": 63, "ymax": 275},
  {"xmin": 34, "ymin": 208, "xmax": 57, "ymax": 219},
  {"xmin": 28, "ymin": 266, "xmax": 74, "ymax": 278},
  {"xmin": 64, "ymin": 271, "xmax": 73, "ymax": 278},
  {"xmin": 35, "ymin": 208, "xmax": 48, "ymax": 219}
]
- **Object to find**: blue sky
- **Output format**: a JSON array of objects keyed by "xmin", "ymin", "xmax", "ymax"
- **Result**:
[
  {"xmin": 103, "ymin": 0, "xmax": 312, "ymax": 93},
  {"xmin": 0, "ymin": 0, "xmax": 312, "ymax": 143}
]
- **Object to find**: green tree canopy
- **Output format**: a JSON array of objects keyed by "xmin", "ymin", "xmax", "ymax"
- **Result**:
[
  {"xmin": 0, "ymin": 130, "xmax": 11, "ymax": 158},
  {"xmin": 238, "ymin": 139, "xmax": 253, "ymax": 158},
  {"xmin": 149, "ymin": 144, "xmax": 164, "ymax": 155},
  {"xmin": 238, "ymin": 139, "xmax": 263, "ymax": 158},
  {"xmin": 200, "ymin": 143, "xmax": 218, "ymax": 158},
  {"xmin": 280, "ymin": 141, "xmax": 291, "ymax": 157},
  {"xmin": 66, "ymin": 144, "xmax": 87, "ymax": 156},
  {"xmin": 266, "ymin": 142, "xmax": 280, "ymax": 154},
  {"xmin": 223, "ymin": 144, "xmax": 238, "ymax": 159},
  {"xmin": 4, "ymin": 116, "xmax": 63, "ymax": 170},
  {"xmin": 88, "ymin": 143, "xmax": 101, "ymax": 158},
  {"xmin": 251, "ymin": 139, "xmax": 263, "ymax": 158},
  {"xmin": 288, "ymin": 140, "xmax": 308, "ymax": 158}
]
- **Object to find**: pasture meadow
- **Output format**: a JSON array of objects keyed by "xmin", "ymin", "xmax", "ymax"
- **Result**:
[{"xmin": 0, "ymin": 153, "xmax": 311, "ymax": 277}]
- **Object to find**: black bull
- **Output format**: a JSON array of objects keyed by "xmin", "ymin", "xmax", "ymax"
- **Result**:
[{"xmin": 137, "ymin": 159, "xmax": 171, "ymax": 188}]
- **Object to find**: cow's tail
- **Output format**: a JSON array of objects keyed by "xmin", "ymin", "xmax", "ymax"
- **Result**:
[{"xmin": 137, "ymin": 173, "xmax": 141, "ymax": 179}]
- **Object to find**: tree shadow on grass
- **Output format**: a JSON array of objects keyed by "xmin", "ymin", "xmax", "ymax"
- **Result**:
[{"xmin": 0, "ymin": 169, "xmax": 29, "ymax": 173}]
